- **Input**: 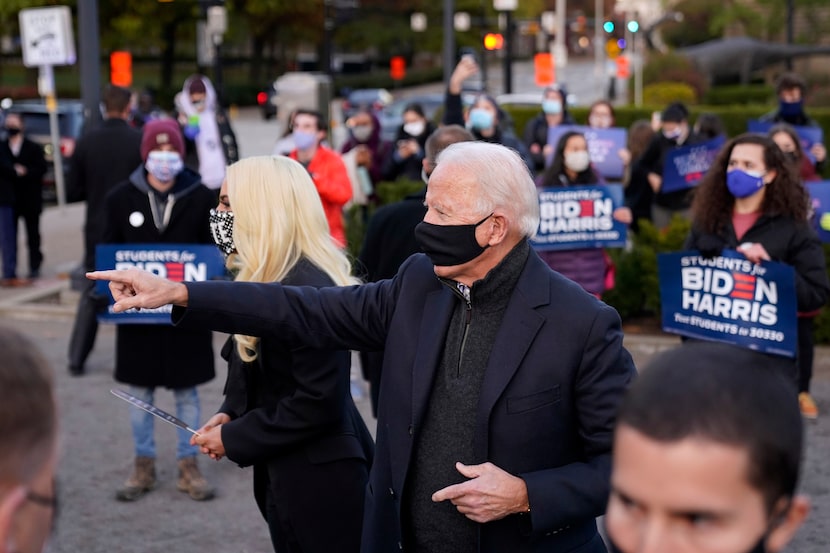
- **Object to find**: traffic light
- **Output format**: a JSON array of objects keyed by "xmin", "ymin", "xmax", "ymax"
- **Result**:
[
  {"xmin": 484, "ymin": 33, "xmax": 504, "ymax": 51},
  {"xmin": 627, "ymin": 20, "xmax": 639, "ymax": 33},
  {"xmin": 603, "ymin": 20, "xmax": 615, "ymax": 33}
]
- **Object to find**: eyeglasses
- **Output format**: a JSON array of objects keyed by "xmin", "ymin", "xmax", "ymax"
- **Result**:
[{"xmin": 26, "ymin": 478, "xmax": 59, "ymax": 531}]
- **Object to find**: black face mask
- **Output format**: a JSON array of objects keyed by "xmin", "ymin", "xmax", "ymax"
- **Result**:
[
  {"xmin": 414, "ymin": 212, "xmax": 493, "ymax": 267},
  {"xmin": 5, "ymin": 127, "xmax": 21, "ymax": 136}
]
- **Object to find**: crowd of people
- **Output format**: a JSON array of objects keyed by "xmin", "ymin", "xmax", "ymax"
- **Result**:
[{"xmin": 1, "ymin": 62, "xmax": 828, "ymax": 553}]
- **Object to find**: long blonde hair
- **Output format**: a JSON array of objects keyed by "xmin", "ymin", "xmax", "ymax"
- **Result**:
[{"xmin": 226, "ymin": 156, "xmax": 359, "ymax": 361}]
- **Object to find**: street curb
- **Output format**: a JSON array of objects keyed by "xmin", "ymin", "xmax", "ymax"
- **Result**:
[{"xmin": 0, "ymin": 280, "xmax": 76, "ymax": 321}]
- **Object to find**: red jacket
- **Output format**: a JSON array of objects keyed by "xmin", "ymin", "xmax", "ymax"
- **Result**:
[{"xmin": 290, "ymin": 146, "xmax": 352, "ymax": 247}]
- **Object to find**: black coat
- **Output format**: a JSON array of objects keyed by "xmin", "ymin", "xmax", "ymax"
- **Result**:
[
  {"xmin": 103, "ymin": 166, "xmax": 216, "ymax": 388},
  {"xmin": 219, "ymin": 258, "xmax": 373, "ymax": 552},
  {"xmin": 358, "ymin": 188, "xmax": 426, "ymax": 282},
  {"xmin": 0, "ymin": 138, "xmax": 47, "ymax": 213},
  {"xmin": 172, "ymin": 250, "xmax": 636, "ymax": 553},
  {"xmin": 685, "ymin": 214, "xmax": 830, "ymax": 313},
  {"xmin": 68, "ymin": 118, "xmax": 143, "ymax": 270}
]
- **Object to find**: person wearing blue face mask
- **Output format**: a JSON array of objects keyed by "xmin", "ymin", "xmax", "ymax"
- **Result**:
[
  {"xmin": 684, "ymin": 133, "xmax": 829, "ymax": 387},
  {"xmin": 637, "ymin": 101, "xmax": 705, "ymax": 230},
  {"xmin": 759, "ymin": 72, "xmax": 826, "ymax": 174},
  {"xmin": 522, "ymin": 85, "xmax": 575, "ymax": 174},
  {"xmin": 102, "ymin": 118, "xmax": 218, "ymax": 503},
  {"xmin": 442, "ymin": 57, "xmax": 533, "ymax": 173}
]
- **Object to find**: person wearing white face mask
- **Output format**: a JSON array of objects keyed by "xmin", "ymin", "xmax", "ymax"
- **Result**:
[
  {"xmin": 383, "ymin": 102, "xmax": 436, "ymax": 182},
  {"xmin": 102, "ymin": 118, "xmax": 218, "ymax": 503},
  {"xmin": 522, "ymin": 85, "xmax": 576, "ymax": 174},
  {"xmin": 536, "ymin": 131, "xmax": 632, "ymax": 297}
]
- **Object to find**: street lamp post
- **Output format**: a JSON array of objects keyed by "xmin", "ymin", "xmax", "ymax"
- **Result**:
[{"xmin": 494, "ymin": 0, "xmax": 517, "ymax": 94}]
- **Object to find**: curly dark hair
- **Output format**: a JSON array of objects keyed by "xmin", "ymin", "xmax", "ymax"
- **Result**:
[
  {"xmin": 539, "ymin": 130, "xmax": 600, "ymax": 187},
  {"xmin": 690, "ymin": 133, "xmax": 809, "ymax": 234}
]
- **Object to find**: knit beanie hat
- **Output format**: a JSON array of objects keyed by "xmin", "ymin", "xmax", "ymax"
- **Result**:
[{"xmin": 140, "ymin": 119, "xmax": 185, "ymax": 161}]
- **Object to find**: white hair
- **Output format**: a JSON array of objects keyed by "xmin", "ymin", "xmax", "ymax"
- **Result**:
[{"xmin": 436, "ymin": 141, "xmax": 540, "ymax": 237}]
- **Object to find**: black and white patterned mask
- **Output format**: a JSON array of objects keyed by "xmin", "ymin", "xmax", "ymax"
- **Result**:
[{"xmin": 209, "ymin": 208, "xmax": 236, "ymax": 255}]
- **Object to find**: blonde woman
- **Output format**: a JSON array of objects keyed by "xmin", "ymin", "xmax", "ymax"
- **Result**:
[{"xmin": 193, "ymin": 156, "xmax": 374, "ymax": 553}]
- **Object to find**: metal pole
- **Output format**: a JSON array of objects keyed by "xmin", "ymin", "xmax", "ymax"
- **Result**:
[
  {"xmin": 212, "ymin": 35, "xmax": 223, "ymax": 104},
  {"xmin": 634, "ymin": 29, "xmax": 643, "ymax": 107},
  {"xmin": 786, "ymin": 0, "xmax": 794, "ymax": 70},
  {"xmin": 443, "ymin": 0, "xmax": 455, "ymax": 88},
  {"xmin": 323, "ymin": 0, "xmax": 334, "ymax": 76},
  {"xmin": 503, "ymin": 11, "xmax": 513, "ymax": 94},
  {"xmin": 40, "ymin": 65, "xmax": 67, "ymax": 208},
  {"xmin": 594, "ymin": 0, "xmax": 603, "ymax": 80},
  {"xmin": 78, "ymin": 0, "xmax": 101, "ymax": 131}
]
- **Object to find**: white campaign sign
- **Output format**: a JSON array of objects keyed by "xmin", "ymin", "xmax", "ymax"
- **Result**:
[{"xmin": 19, "ymin": 6, "xmax": 76, "ymax": 67}]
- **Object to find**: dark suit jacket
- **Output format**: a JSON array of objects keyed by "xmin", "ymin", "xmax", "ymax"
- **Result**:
[
  {"xmin": 217, "ymin": 258, "xmax": 373, "ymax": 547},
  {"xmin": 1, "ymin": 138, "xmax": 47, "ymax": 214},
  {"xmin": 68, "ymin": 118, "xmax": 142, "ymax": 270},
  {"xmin": 173, "ymin": 249, "xmax": 636, "ymax": 553}
]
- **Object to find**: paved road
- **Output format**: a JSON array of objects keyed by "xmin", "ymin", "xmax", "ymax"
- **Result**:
[{"xmin": 0, "ymin": 104, "xmax": 826, "ymax": 553}]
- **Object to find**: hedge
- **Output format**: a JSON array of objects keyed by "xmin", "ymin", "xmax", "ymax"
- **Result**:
[{"xmin": 346, "ymin": 104, "xmax": 830, "ymax": 343}]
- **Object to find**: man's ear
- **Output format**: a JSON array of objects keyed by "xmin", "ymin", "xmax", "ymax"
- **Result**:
[
  {"xmin": 766, "ymin": 495, "xmax": 810, "ymax": 553},
  {"xmin": 486, "ymin": 213, "xmax": 509, "ymax": 246},
  {"xmin": 0, "ymin": 486, "xmax": 26, "ymax": 553}
]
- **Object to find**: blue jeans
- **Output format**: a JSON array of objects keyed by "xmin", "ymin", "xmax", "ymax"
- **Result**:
[
  {"xmin": 0, "ymin": 205, "xmax": 16, "ymax": 279},
  {"xmin": 128, "ymin": 386, "xmax": 200, "ymax": 459}
]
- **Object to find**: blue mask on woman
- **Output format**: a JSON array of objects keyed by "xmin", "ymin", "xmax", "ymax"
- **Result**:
[
  {"xmin": 469, "ymin": 108, "xmax": 494, "ymax": 131},
  {"xmin": 726, "ymin": 169, "xmax": 765, "ymax": 199}
]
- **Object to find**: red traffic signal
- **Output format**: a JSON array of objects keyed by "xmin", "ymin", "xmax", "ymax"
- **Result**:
[{"xmin": 484, "ymin": 33, "xmax": 504, "ymax": 51}]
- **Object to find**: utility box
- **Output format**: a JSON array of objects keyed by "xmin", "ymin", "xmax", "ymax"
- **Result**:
[{"xmin": 274, "ymin": 72, "xmax": 333, "ymax": 137}]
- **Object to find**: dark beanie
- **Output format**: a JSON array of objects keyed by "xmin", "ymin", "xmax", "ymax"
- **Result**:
[
  {"xmin": 188, "ymin": 76, "xmax": 207, "ymax": 95},
  {"xmin": 662, "ymin": 102, "xmax": 689, "ymax": 123},
  {"xmin": 141, "ymin": 119, "xmax": 185, "ymax": 161}
]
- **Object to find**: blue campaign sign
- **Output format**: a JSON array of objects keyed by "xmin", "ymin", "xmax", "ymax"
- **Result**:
[
  {"xmin": 544, "ymin": 125, "xmax": 627, "ymax": 179},
  {"xmin": 95, "ymin": 244, "xmax": 227, "ymax": 324},
  {"xmin": 531, "ymin": 184, "xmax": 627, "ymax": 251},
  {"xmin": 806, "ymin": 180, "xmax": 830, "ymax": 242},
  {"xmin": 748, "ymin": 119, "xmax": 823, "ymax": 164},
  {"xmin": 584, "ymin": 127, "xmax": 628, "ymax": 181},
  {"xmin": 661, "ymin": 135, "xmax": 725, "ymax": 194},
  {"xmin": 658, "ymin": 250, "xmax": 797, "ymax": 357}
]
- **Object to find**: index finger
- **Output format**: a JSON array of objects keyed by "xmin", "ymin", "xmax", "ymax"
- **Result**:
[
  {"xmin": 87, "ymin": 269, "xmax": 130, "ymax": 282},
  {"xmin": 432, "ymin": 482, "xmax": 466, "ymax": 503}
]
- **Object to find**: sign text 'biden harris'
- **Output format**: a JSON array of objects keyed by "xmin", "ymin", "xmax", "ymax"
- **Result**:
[{"xmin": 658, "ymin": 250, "xmax": 797, "ymax": 357}]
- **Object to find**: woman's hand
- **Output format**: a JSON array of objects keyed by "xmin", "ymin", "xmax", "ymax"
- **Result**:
[
  {"xmin": 737, "ymin": 242, "xmax": 771, "ymax": 264},
  {"xmin": 192, "ymin": 413, "xmax": 231, "ymax": 460}
]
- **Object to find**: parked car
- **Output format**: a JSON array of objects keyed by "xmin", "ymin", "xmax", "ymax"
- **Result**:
[
  {"xmin": 257, "ymin": 81, "xmax": 278, "ymax": 120},
  {"xmin": 341, "ymin": 88, "xmax": 393, "ymax": 121},
  {"xmin": 378, "ymin": 93, "xmax": 444, "ymax": 142},
  {"xmin": 5, "ymin": 98, "xmax": 86, "ymax": 204}
]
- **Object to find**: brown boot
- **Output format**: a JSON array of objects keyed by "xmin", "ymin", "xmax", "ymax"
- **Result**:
[
  {"xmin": 115, "ymin": 456, "xmax": 156, "ymax": 501},
  {"xmin": 177, "ymin": 456, "xmax": 215, "ymax": 501}
]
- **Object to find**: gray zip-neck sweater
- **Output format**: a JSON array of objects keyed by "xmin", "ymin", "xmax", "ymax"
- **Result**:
[{"xmin": 404, "ymin": 239, "xmax": 531, "ymax": 553}]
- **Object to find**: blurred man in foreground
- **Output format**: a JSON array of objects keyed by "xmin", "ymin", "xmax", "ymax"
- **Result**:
[
  {"xmin": 606, "ymin": 341, "xmax": 810, "ymax": 553},
  {"xmin": 0, "ymin": 326, "xmax": 58, "ymax": 553}
]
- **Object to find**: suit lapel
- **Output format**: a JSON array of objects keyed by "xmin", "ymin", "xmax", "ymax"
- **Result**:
[
  {"xmin": 474, "ymin": 254, "xmax": 549, "ymax": 458},
  {"xmin": 390, "ymin": 285, "xmax": 455, "ymax": 494},
  {"xmin": 411, "ymin": 287, "xmax": 455, "ymax": 424}
]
